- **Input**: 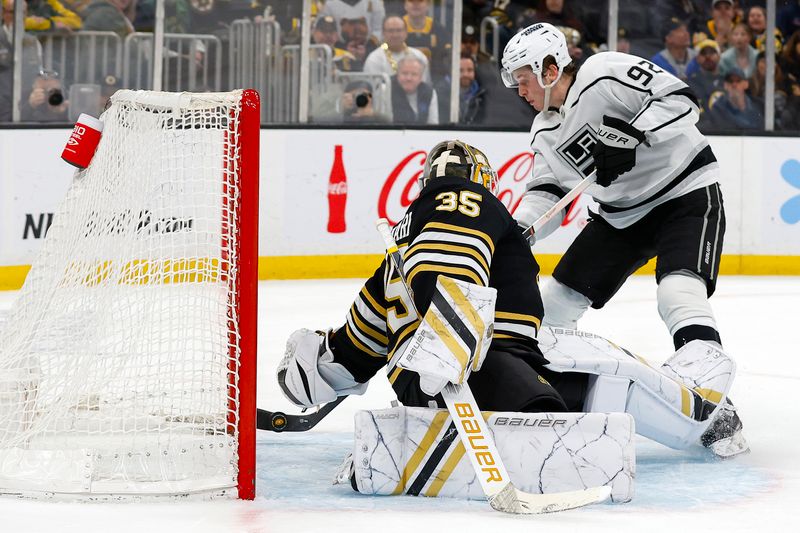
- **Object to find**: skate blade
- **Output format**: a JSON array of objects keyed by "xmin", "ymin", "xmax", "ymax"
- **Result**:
[{"xmin": 709, "ymin": 431, "xmax": 750, "ymax": 459}]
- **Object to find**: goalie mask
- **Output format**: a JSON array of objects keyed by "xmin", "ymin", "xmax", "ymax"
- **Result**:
[{"xmin": 420, "ymin": 140, "xmax": 498, "ymax": 195}]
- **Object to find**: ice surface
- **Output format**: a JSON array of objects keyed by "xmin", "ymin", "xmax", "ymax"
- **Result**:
[{"xmin": 1, "ymin": 276, "xmax": 798, "ymax": 532}]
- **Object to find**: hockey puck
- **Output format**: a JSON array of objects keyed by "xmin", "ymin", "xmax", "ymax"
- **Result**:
[{"xmin": 271, "ymin": 412, "xmax": 288, "ymax": 432}]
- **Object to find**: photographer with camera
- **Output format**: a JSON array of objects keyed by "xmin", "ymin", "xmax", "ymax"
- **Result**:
[
  {"xmin": 21, "ymin": 70, "xmax": 69, "ymax": 122},
  {"xmin": 340, "ymin": 79, "xmax": 389, "ymax": 124}
]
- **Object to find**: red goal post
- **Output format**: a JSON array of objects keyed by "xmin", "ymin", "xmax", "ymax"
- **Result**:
[{"xmin": 0, "ymin": 89, "xmax": 259, "ymax": 500}]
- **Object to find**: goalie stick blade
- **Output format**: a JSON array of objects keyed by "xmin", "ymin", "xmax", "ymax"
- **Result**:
[
  {"xmin": 257, "ymin": 397, "xmax": 346, "ymax": 432},
  {"xmin": 489, "ymin": 483, "xmax": 612, "ymax": 514}
]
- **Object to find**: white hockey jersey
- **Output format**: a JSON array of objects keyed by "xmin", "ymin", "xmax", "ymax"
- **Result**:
[{"xmin": 515, "ymin": 51, "xmax": 720, "ymax": 236}]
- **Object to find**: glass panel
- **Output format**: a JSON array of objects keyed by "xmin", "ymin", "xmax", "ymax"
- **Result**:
[{"xmin": 306, "ymin": 0, "xmax": 457, "ymax": 126}]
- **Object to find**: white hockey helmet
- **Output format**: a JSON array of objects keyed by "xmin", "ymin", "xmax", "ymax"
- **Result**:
[
  {"xmin": 500, "ymin": 22, "xmax": 572, "ymax": 89},
  {"xmin": 420, "ymin": 140, "xmax": 498, "ymax": 195}
]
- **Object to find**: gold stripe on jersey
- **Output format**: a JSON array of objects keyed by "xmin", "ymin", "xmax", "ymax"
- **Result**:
[
  {"xmin": 422, "ymin": 222, "xmax": 495, "ymax": 255},
  {"xmin": 350, "ymin": 306, "xmax": 388, "ymax": 346},
  {"xmin": 424, "ymin": 441, "xmax": 467, "ymax": 497},
  {"xmin": 392, "ymin": 410, "xmax": 450, "ymax": 495},
  {"xmin": 407, "ymin": 263, "xmax": 483, "ymax": 287},
  {"xmin": 345, "ymin": 323, "xmax": 386, "ymax": 359},
  {"xmin": 360, "ymin": 286, "xmax": 387, "ymax": 318},
  {"xmin": 405, "ymin": 242, "xmax": 490, "ymax": 275},
  {"xmin": 495, "ymin": 311, "xmax": 542, "ymax": 327}
]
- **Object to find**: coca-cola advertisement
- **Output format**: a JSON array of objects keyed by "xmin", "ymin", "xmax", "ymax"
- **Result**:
[{"xmin": 273, "ymin": 130, "xmax": 594, "ymax": 256}]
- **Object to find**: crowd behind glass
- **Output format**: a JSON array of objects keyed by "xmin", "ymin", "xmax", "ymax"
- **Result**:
[{"xmin": 1, "ymin": 0, "xmax": 799, "ymax": 132}]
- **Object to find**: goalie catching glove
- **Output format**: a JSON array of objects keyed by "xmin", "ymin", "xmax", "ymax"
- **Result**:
[
  {"xmin": 592, "ymin": 115, "xmax": 646, "ymax": 187},
  {"xmin": 395, "ymin": 276, "xmax": 497, "ymax": 397},
  {"xmin": 277, "ymin": 329, "xmax": 367, "ymax": 408}
]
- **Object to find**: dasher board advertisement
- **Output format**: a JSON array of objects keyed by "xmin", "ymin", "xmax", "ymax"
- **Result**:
[{"xmin": 262, "ymin": 129, "xmax": 594, "ymax": 257}]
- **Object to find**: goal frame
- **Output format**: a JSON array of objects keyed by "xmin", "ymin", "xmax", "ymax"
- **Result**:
[{"xmin": 235, "ymin": 88, "xmax": 259, "ymax": 500}]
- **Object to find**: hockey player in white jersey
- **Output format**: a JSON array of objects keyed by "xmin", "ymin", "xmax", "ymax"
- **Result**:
[{"xmin": 500, "ymin": 23, "xmax": 746, "ymax": 456}]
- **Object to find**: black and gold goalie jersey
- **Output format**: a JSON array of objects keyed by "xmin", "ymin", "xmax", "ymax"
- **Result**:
[{"xmin": 327, "ymin": 175, "xmax": 545, "ymax": 400}]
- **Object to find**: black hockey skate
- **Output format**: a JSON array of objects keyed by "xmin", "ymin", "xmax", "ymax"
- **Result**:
[{"xmin": 700, "ymin": 399, "xmax": 750, "ymax": 459}]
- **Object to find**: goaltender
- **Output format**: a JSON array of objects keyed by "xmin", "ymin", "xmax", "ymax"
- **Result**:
[{"xmin": 277, "ymin": 140, "xmax": 745, "ymax": 488}]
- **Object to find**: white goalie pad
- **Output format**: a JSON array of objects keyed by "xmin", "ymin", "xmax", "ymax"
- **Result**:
[
  {"xmin": 395, "ymin": 276, "xmax": 496, "ymax": 396},
  {"xmin": 349, "ymin": 406, "xmax": 635, "ymax": 503},
  {"xmin": 539, "ymin": 328, "xmax": 736, "ymax": 450}
]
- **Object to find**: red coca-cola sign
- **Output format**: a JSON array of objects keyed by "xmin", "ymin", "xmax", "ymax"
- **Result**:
[{"xmin": 377, "ymin": 150, "xmax": 536, "ymax": 225}]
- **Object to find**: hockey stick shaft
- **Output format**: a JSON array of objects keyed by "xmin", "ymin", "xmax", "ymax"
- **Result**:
[
  {"xmin": 520, "ymin": 171, "xmax": 597, "ymax": 241},
  {"xmin": 376, "ymin": 218, "xmax": 610, "ymax": 513}
]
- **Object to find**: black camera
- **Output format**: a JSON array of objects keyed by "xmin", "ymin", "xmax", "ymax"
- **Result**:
[
  {"xmin": 47, "ymin": 89, "xmax": 64, "ymax": 106},
  {"xmin": 355, "ymin": 92, "xmax": 371, "ymax": 108}
]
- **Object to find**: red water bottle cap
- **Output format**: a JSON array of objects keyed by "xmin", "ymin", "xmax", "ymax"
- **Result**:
[{"xmin": 61, "ymin": 114, "xmax": 104, "ymax": 169}]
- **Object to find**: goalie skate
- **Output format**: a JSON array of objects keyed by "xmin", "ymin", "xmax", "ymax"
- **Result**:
[{"xmin": 700, "ymin": 401, "xmax": 750, "ymax": 459}]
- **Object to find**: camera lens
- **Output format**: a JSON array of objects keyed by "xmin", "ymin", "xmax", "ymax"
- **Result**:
[
  {"xmin": 355, "ymin": 93, "xmax": 370, "ymax": 108},
  {"xmin": 47, "ymin": 89, "xmax": 64, "ymax": 106}
]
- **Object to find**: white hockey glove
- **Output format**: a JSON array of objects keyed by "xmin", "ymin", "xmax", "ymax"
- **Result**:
[
  {"xmin": 396, "ymin": 276, "xmax": 497, "ymax": 397},
  {"xmin": 277, "ymin": 328, "xmax": 367, "ymax": 408}
]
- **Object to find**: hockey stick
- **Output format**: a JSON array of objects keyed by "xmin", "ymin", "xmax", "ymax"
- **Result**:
[
  {"xmin": 257, "ymin": 397, "xmax": 346, "ymax": 432},
  {"xmin": 519, "ymin": 170, "xmax": 597, "ymax": 242},
  {"xmin": 376, "ymin": 218, "xmax": 611, "ymax": 514}
]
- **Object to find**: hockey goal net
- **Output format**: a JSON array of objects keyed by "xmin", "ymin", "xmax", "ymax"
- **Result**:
[{"xmin": 0, "ymin": 89, "xmax": 259, "ymax": 499}]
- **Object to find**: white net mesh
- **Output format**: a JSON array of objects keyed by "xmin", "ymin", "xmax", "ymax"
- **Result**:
[{"xmin": 0, "ymin": 90, "xmax": 252, "ymax": 498}]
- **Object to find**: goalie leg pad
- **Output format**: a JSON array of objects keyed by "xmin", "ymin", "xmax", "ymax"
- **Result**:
[
  {"xmin": 540, "ymin": 328, "xmax": 735, "ymax": 449},
  {"xmin": 347, "ymin": 406, "xmax": 635, "ymax": 503},
  {"xmin": 540, "ymin": 279, "xmax": 591, "ymax": 329}
]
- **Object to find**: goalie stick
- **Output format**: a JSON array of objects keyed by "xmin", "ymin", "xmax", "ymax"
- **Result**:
[
  {"xmin": 376, "ymin": 218, "xmax": 611, "ymax": 514},
  {"xmin": 255, "ymin": 175, "xmax": 600, "ymax": 435},
  {"xmin": 257, "ymin": 397, "xmax": 346, "ymax": 432}
]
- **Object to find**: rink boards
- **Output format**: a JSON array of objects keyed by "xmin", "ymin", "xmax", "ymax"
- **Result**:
[{"xmin": 1, "ymin": 129, "xmax": 799, "ymax": 288}]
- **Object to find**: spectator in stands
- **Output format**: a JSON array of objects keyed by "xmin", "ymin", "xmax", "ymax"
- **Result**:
[
  {"xmin": 558, "ymin": 25, "xmax": 592, "ymax": 67},
  {"xmin": 458, "ymin": 53, "xmax": 486, "ymax": 125},
  {"xmin": 703, "ymin": 0, "xmax": 738, "ymax": 51},
  {"xmin": 651, "ymin": 18, "xmax": 696, "ymax": 80},
  {"xmin": 0, "ymin": 0, "xmax": 15, "ymax": 121},
  {"xmin": 746, "ymin": 5, "xmax": 783, "ymax": 53},
  {"xmin": 24, "ymin": 0, "xmax": 81, "ymax": 31},
  {"xmin": 748, "ymin": 51, "xmax": 791, "ymax": 129},
  {"xmin": 532, "ymin": 0, "xmax": 586, "ymax": 37},
  {"xmin": 364, "ymin": 15, "xmax": 430, "ymax": 82},
  {"xmin": 687, "ymin": 39, "xmax": 725, "ymax": 115},
  {"xmin": 653, "ymin": 0, "xmax": 709, "ymax": 41},
  {"xmin": 312, "ymin": 15, "xmax": 360, "ymax": 71},
  {"xmin": 778, "ymin": 1, "xmax": 800, "ymax": 39},
  {"xmin": 341, "ymin": 17, "xmax": 378, "ymax": 68},
  {"xmin": 2, "ymin": 0, "xmax": 43, "ymax": 121},
  {"xmin": 322, "ymin": 0, "xmax": 385, "ymax": 43},
  {"xmin": 20, "ymin": 69, "xmax": 69, "ymax": 122},
  {"xmin": 720, "ymin": 22, "xmax": 758, "ymax": 78},
  {"xmin": 134, "ymin": 0, "xmax": 190, "ymax": 33},
  {"xmin": 81, "ymin": 0, "xmax": 134, "ymax": 36},
  {"xmin": 481, "ymin": 0, "xmax": 531, "ymax": 58},
  {"xmin": 780, "ymin": 29, "xmax": 800, "ymax": 89},
  {"xmin": 339, "ymin": 79, "xmax": 389, "ymax": 123},
  {"xmin": 390, "ymin": 55, "xmax": 437, "ymax": 125},
  {"xmin": 403, "ymin": 0, "xmax": 451, "ymax": 78},
  {"xmin": 707, "ymin": 66, "xmax": 763, "ymax": 129}
]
